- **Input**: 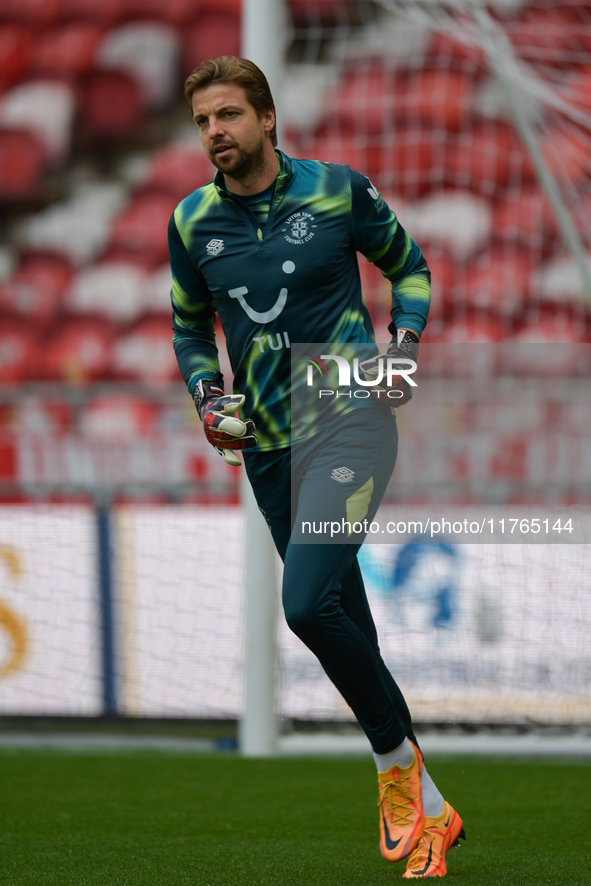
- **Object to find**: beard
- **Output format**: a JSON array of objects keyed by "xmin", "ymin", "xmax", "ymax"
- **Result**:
[{"xmin": 209, "ymin": 132, "xmax": 267, "ymax": 183}]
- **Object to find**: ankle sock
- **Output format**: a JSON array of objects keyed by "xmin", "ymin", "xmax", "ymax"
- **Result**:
[
  {"xmin": 421, "ymin": 765, "xmax": 444, "ymax": 818},
  {"xmin": 373, "ymin": 741, "xmax": 445, "ymax": 818},
  {"xmin": 373, "ymin": 737, "xmax": 415, "ymax": 772}
]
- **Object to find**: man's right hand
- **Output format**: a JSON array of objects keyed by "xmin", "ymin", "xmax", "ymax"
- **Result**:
[{"xmin": 193, "ymin": 374, "xmax": 257, "ymax": 466}]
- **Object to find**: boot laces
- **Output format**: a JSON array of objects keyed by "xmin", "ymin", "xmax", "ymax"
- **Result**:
[{"xmin": 378, "ymin": 770, "xmax": 416, "ymax": 827}]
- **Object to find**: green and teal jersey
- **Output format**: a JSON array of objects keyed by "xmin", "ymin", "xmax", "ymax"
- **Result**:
[{"xmin": 169, "ymin": 150, "xmax": 430, "ymax": 450}]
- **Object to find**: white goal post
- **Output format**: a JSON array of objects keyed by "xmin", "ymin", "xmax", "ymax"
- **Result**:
[{"xmin": 238, "ymin": 0, "xmax": 288, "ymax": 757}]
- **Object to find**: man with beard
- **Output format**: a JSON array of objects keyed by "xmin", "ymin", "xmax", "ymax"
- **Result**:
[{"xmin": 168, "ymin": 56, "xmax": 465, "ymax": 879}]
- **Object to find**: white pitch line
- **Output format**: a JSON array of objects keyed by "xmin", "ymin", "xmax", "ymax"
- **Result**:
[
  {"xmin": 0, "ymin": 733, "xmax": 216, "ymax": 752},
  {"xmin": 0, "ymin": 730, "xmax": 589, "ymax": 757},
  {"xmin": 277, "ymin": 730, "xmax": 591, "ymax": 758}
]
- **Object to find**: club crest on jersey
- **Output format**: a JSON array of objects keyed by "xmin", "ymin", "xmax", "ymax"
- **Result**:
[
  {"xmin": 206, "ymin": 238, "xmax": 225, "ymax": 256},
  {"xmin": 331, "ymin": 466, "xmax": 355, "ymax": 484},
  {"xmin": 282, "ymin": 211, "xmax": 317, "ymax": 245}
]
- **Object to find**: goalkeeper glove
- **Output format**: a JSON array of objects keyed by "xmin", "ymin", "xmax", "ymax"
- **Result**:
[
  {"xmin": 193, "ymin": 372, "xmax": 257, "ymax": 466},
  {"xmin": 359, "ymin": 328, "xmax": 419, "ymax": 407}
]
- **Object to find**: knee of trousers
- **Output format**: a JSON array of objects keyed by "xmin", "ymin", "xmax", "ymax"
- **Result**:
[{"xmin": 283, "ymin": 597, "xmax": 329, "ymax": 643}]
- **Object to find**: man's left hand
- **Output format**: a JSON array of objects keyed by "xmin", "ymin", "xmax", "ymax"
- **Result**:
[{"xmin": 359, "ymin": 329, "xmax": 419, "ymax": 407}]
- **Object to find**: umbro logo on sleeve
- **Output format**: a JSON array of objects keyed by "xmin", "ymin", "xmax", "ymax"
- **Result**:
[{"xmin": 206, "ymin": 239, "xmax": 225, "ymax": 256}]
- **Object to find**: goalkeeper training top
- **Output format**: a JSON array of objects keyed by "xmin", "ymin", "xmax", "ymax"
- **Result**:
[{"xmin": 169, "ymin": 150, "xmax": 430, "ymax": 451}]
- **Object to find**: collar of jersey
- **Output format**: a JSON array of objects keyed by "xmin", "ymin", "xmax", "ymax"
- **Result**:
[{"xmin": 213, "ymin": 150, "xmax": 294, "ymax": 202}]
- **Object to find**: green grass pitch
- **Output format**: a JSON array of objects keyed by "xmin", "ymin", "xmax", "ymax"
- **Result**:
[{"xmin": 1, "ymin": 750, "xmax": 590, "ymax": 885}]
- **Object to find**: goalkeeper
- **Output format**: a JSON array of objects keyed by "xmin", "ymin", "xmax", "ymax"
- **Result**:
[{"xmin": 169, "ymin": 55, "xmax": 465, "ymax": 879}]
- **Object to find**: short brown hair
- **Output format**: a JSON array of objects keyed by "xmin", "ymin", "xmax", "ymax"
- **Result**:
[{"xmin": 184, "ymin": 56, "xmax": 277, "ymax": 147}]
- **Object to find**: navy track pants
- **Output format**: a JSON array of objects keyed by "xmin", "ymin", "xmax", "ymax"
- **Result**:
[{"xmin": 243, "ymin": 408, "xmax": 417, "ymax": 754}]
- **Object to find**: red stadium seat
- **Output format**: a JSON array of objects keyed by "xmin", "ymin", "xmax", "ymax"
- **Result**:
[
  {"xmin": 492, "ymin": 186, "xmax": 557, "ymax": 248},
  {"xmin": 0, "ymin": 319, "xmax": 39, "ymax": 383},
  {"xmin": 146, "ymin": 139, "xmax": 216, "ymax": 200},
  {"xmin": 510, "ymin": 5, "xmax": 582, "ymax": 66},
  {"xmin": 199, "ymin": 0, "xmax": 242, "ymax": 14},
  {"xmin": 332, "ymin": 69, "xmax": 397, "ymax": 137},
  {"xmin": 297, "ymin": 133, "xmax": 381, "ymax": 177},
  {"xmin": 109, "ymin": 192, "xmax": 178, "ymax": 264},
  {"xmin": 0, "ymin": 0, "xmax": 59, "ymax": 28},
  {"xmin": 333, "ymin": 67, "xmax": 472, "ymax": 136},
  {"xmin": 116, "ymin": 0, "xmax": 241, "ymax": 22},
  {"xmin": 79, "ymin": 68, "xmax": 146, "ymax": 137},
  {"xmin": 398, "ymin": 69, "xmax": 473, "ymax": 131},
  {"xmin": 112, "ymin": 317, "xmax": 179, "ymax": 382},
  {"xmin": 2, "ymin": 251, "xmax": 73, "ymax": 325},
  {"xmin": 0, "ymin": 127, "xmax": 47, "ymax": 198},
  {"xmin": 56, "ymin": 0, "xmax": 124, "ymax": 25},
  {"xmin": 445, "ymin": 121, "xmax": 536, "ymax": 193},
  {"xmin": 0, "ymin": 80, "xmax": 75, "ymax": 166},
  {"xmin": 424, "ymin": 31, "xmax": 487, "ymax": 75},
  {"xmin": 182, "ymin": 14, "xmax": 241, "ymax": 77},
  {"xmin": 540, "ymin": 125, "xmax": 588, "ymax": 185},
  {"xmin": 461, "ymin": 248, "xmax": 533, "ymax": 315},
  {"xmin": 79, "ymin": 394, "xmax": 157, "ymax": 439},
  {"xmin": 96, "ymin": 22, "xmax": 180, "ymax": 110},
  {"xmin": 40, "ymin": 317, "xmax": 116, "ymax": 382},
  {"xmin": 378, "ymin": 128, "xmax": 447, "ymax": 198},
  {"xmin": 564, "ymin": 68, "xmax": 591, "ymax": 114},
  {"xmin": 118, "ymin": 0, "xmax": 202, "ymax": 25},
  {"xmin": 20, "ymin": 251, "xmax": 76, "ymax": 286},
  {"xmin": 0, "ymin": 26, "xmax": 32, "ymax": 95},
  {"xmin": 31, "ymin": 23, "xmax": 104, "ymax": 79},
  {"xmin": 288, "ymin": 0, "xmax": 351, "ymax": 24}
]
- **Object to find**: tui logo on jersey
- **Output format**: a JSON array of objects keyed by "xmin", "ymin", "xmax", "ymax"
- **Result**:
[
  {"xmin": 206, "ymin": 239, "xmax": 225, "ymax": 256},
  {"xmin": 283, "ymin": 211, "xmax": 317, "ymax": 245}
]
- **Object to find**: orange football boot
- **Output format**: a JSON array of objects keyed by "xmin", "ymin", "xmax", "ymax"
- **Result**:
[
  {"xmin": 403, "ymin": 800, "xmax": 466, "ymax": 878},
  {"xmin": 377, "ymin": 741, "xmax": 425, "ymax": 863}
]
